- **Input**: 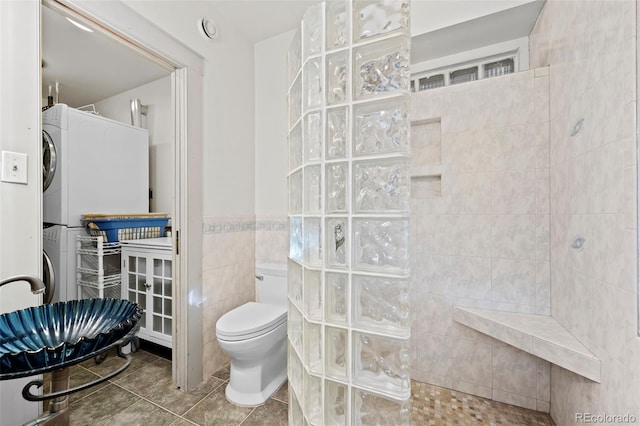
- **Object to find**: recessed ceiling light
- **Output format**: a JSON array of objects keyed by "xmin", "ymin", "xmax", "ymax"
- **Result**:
[
  {"xmin": 66, "ymin": 17, "xmax": 93, "ymax": 33},
  {"xmin": 199, "ymin": 18, "xmax": 218, "ymax": 39}
]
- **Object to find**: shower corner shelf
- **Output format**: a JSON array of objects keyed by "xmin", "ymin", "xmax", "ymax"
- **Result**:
[
  {"xmin": 410, "ymin": 165, "xmax": 442, "ymax": 179},
  {"xmin": 452, "ymin": 306, "xmax": 601, "ymax": 383}
]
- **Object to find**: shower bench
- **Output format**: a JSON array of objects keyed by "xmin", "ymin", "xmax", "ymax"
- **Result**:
[{"xmin": 453, "ymin": 306, "xmax": 601, "ymax": 383}]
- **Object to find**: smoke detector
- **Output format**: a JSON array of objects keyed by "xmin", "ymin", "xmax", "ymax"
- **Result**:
[{"xmin": 199, "ymin": 18, "xmax": 218, "ymax": 39}]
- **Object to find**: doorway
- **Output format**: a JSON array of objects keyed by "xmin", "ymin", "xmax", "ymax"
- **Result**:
[{"xmin": 41, "ymin": 0, "xmax": 204, "ymax": 391}]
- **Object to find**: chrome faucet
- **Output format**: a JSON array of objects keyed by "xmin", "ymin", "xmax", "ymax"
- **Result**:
[{"xmin": 0, "ymin": 275, "xmax": 46, "ymax": 294}]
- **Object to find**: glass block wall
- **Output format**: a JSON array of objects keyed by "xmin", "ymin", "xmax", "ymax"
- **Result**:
[{"xmin": 287, "ymin": 1, "xmax": 411, "ymax": 424}]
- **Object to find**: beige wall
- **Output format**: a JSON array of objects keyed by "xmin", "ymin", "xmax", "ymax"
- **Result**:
[
  {"xmin": 529, "ymin": 1, "xmax": 640, "ymax": 424},
  {"xmin": 410, "ymin": 67, "xmax": 551, "ymax": 411},
  {"xmin": 254, "ymin": 31, "xmax": 293, "ymax": 266},
  {"xmin": 123, "ymin": 0, "xmax": 257, "ymax": 378}
]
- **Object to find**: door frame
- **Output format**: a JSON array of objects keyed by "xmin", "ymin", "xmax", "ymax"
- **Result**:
[{"xmin": 44, "ymin": 0, "xmax": 204, "ymax": 390}]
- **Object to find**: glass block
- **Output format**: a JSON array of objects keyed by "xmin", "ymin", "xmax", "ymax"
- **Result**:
[
  {"xmin": 304, "ymin": 372, "xmax": 323, "ymax": 425},
  {"xmin": 353, "ymin": 36, "xmax": 410, "ymax": 100},
  {"xmin": 353, "ymin": 332, "xmax": 410, "ymax": 397},
  {"xmin": 352, "ymin": 387, "xmax": 410, "ymax": 425},
  {"xmin": 353, "ymin": 157, "xmax": 410, "ymax": 213},
  {"xmin": 289, "ymin": 344, "xmax": 304, "ymax": 403},
  {"xmin": 326, "ymin": 217, "xmax": 348, "ymax": 268},
  {"xmin": 303, "ymin": 165, "xmax": 321, "ymax": 213},
  {"xmin": 289, "ymin": 170, "xmax": 302, "ymax": 214},
  {"xmin": 290, "ymin": 389, "xmax": 304, "ymax": 426},
  {"xmin": 325, "ymin": 379, "xmax": 348, "ymax": 426},
  {"xmin": 326, "ymin": 107, "xmax": 348, "ymax": 160},
  {"xmin": 288, "ymin": 259, "xmax": 303, "ymax": 308},
  {"xmin": 289, "ymin": 75, "xmax": 302, "ymax": 128},
  {"xmin": 304, "ymin": 268, "xmax": 322, "ymax": 320},
  {"xmin": 327, "ymin": 51, "xmax": 349, "ymax": 105},
  {"xmin": 304, "ymin": 59, "xmax": 323, "ymax": 112},
  {"xmin": 325, "ymin": 326, "xmax": 348, "ymax": 380},
  {"xmin": 304, "ymin": 320, "xmax": 323, "ymax": 374},
  {"xmin": 304, "ymin": 112, "xmax": 323, "ymax": 162},
  {"xmin": 303, "ymin": 217, "xmax": 322, "ymax": 267},
  {"xmin": 289, "ymin": 216, "xmax": 303, "ymax": 261},
  {"xmin": 353, "ymin": 0, "xmax": 409, "ymax": 42},
  {"xmin": 289, "ymin": 121, "xmax": 303, "ymax": 171},
  {"xmin": 326, "ymin": 272, "xmax": 348, "ymax": 324},
  {"xmin": 353, "ymin": 275, "xmax": 409, "ymax": 335},
  {"xmin": 326, "ymin": 162, "xmax": 348, "ymax": 213},
  {"xmin": 303, "ymin": 2, "xmax": 323, "ymax": 60},
  {"xmin": 353, "ymin": 218, "xmax": 409, "ymax": 273},
  {"xmin": 289, "ymin": 303, "xmax": 303, "ymax": 356},
  {"xmin": 326, "ymin": 0, "xmax": 349, "ymax": 51},
  {"xmin": 353, "ymin": 96, "xmax": 409, "ymax": 156},
  {"xmin": 288, "ymin": 25, "xmax": 302, "ymax": 84}
]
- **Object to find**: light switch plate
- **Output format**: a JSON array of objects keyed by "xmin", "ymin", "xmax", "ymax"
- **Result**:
[{"xmin": 1, "ymin": 151, "xmax": 28, "ymax": 184}]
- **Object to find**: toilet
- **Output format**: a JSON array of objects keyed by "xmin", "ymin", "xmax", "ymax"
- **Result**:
[{"xmin": 216, "ymin": 263, "xmax": 288, "ymax": 406}]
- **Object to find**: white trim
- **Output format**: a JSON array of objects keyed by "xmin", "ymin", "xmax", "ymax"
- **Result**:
[
  {"xmin": 0, "ymin": 0, "xmax": 43, "ymax": 422},
  {"xmin": 50, "ymin": 0, "xmax": 204, "ymax": 391}
]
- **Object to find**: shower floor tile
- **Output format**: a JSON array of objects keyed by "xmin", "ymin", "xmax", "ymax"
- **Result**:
[
  {"xmin": 52, "ymin": 349, "xmax": 554, "ymax": 425},
  {"xmin": 411, "ymin": 380, "xmax": 556, "ymax": 425}
]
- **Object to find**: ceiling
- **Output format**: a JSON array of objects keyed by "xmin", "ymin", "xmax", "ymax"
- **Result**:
[
  {"xmin": 41, "ymin": 5, "xmax": 170, "ymax": 108},
  {"xmin": 42, "ymin": 1, "xmax": 544, "ymax": 108}
]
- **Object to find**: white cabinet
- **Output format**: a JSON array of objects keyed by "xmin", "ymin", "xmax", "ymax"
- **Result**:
[{"xmin": 121, "ymin": 237, "xmax": 173, "ymax": 348}]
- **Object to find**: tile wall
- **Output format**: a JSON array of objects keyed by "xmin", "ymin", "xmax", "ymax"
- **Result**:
[
  {"xmin": 202, "ymin": 215, "xmax": 256, "ymax": 377},
  {"xmin": 410, "ymin": 67, "xmax": 552, "ymax": 412},
  {"xmin": 529, "ymin": 0, "xmax": 640, "ymax": 424},
  {"xmin": 255, "ymin": 215, "xmax": 289, "ymax": 264}
]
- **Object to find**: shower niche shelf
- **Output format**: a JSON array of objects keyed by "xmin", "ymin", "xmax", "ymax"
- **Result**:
[
  {"xmin": 410, "ymin": 165, "xmax": 442, "ymax": 179},
  {"xmin": 453, "ymin": 306, "xmax": 601, "ymax": 383}
]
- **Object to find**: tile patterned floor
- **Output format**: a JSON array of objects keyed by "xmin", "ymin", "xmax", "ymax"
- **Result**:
[
  {"xmin": 42, "ymin": 349, "xmax": 288, "ymax": 425},
  {"xmin": 45, "ymin": 349, "xmax": 555, "ymax": 425}
]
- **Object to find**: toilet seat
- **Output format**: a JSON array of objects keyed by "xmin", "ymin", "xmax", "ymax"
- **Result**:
[{"xmin": 216, "ymin": 302, "xmax": 287, "ymax": 341}]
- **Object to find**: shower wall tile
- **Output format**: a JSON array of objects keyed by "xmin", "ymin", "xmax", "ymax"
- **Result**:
[
  {"xmin": 534, "ymin": 121, "xmax": 550, "ymax": 169},
  {"xmin": 535, "ymin": 261, "xmax": 551, "ymax": 316},
  {"xmin": 534, "ymin": 72, "xmax": 550, "ymax": 124},
  {"xmin": 491, "ymin": 170, "xmax": 536, "ymax": 215},
  {"xmin": 491, "ymin": 259, "xmax": 536, "ymax": 306},
  {"xmin": 441, "ymin": 128, "xmax": 491, "ymax": 173},
  {"xmin": 492, "ymin": 342, "xmax": 538, "ymax": 400},
  {"xmin": 491, "ymin": 215, "xmax": 536, "ymax": 260},
  {"xmin": 530, "ymin": 0, "xmax": 639, "ymax": 422},
  {"xmin": 447, "ymin": 172, "xmax": 492, "ymax": 215},
  {"xmin": 411, "ymin": 68, "xmax": 551, "ymax": 411},
  {"xmin": 490, "ymin": 124, "xmax": 536, "ymax": 171}
]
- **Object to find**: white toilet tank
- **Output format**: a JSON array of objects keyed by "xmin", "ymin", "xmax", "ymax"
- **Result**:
[{"xmin": 256, "ymin": 263, "xmax": 287, "ymax": 307}]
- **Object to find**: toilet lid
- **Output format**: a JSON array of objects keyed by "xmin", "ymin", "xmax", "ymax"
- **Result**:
[{"xmin": 216, "ymin": 302, "xmax": 287, "ymax": 341}]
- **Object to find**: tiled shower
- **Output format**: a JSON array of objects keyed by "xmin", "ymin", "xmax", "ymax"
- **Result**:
[
  {"xmin": 274, "ymin": 0, "xmax": 640, "ymax": 424},
  {"xmin": 410, "ymin": 67, "xmax": 553, "ymax": 411}
]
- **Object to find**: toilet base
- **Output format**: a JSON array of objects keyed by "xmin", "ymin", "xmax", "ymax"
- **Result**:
[
  {"xmin": 225, "ymin": 369, "xmax": 287, "ymax": 407},
  {"xmin": 219, "ymin": 323, "xmax": 288, "ymax": 407}
]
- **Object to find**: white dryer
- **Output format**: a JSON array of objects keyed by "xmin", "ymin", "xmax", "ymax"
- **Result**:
[
  {"xmin": 42, "ymin": 104, "xmax": 150, "ymax": 227},
  {"xmin": 42, "ymin": 225, "xmax": 88, "ymax": 303}
]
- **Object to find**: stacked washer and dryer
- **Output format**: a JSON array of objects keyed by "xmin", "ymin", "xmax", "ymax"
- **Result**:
[{"xmin": 42, "ymin": 104, "xmax": 149, "ymax": 303}]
